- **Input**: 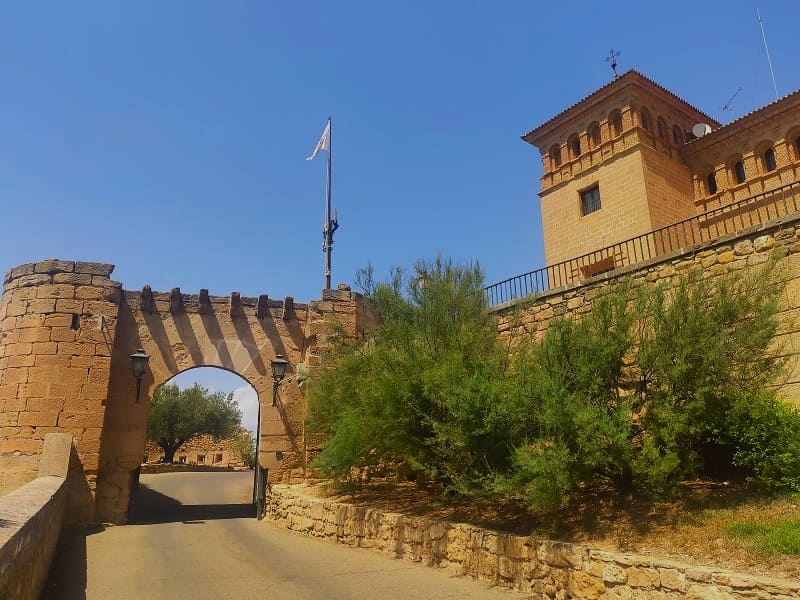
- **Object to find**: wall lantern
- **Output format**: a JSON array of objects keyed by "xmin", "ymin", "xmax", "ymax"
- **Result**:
[
  {"xmin": 270, "ymin": 354, "xmax": 289, "ymax": 406},
  {"xmin": 129, "ymin": 348, "xmax": 150, "ymax": 403}
]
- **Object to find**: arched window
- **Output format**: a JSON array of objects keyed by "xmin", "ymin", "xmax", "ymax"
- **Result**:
[
  {"xmin": 796, "ymin": 137, "xmax": 800, "ymax": 160},
  {"xmin": 672, "ymin": 125, "xmax": 684, "ymax": 145},
  {"xmin": 588, "ymin": 123, "xmax": 602, "ymax": 149},
  {"xmin": 657, "ymin": 117, "xmax": 667, "ymax": 142},
  {"xmin": 733, "ymin": 160, "xmax": 746, "ymax": 184},
  {"xmin": 550, "ymin": 144, "xmax": 561, "ymax": 169},
  {"xmin": 569, "ymin": 134, "xmax": 581, "ymax": 159},
  {"xmin": 706, "ymin": 171, "xmax": 718, "ymax": 195},
  {"xmin": 640, "ymin": 107, "xmax": 653, "ymax": 132},
  {"xmin": 610, "ymin": 110, "xmax": 623, "ymax": 137},
  {"xmin": 764, "ymin": 147, "xmax": 777, "ymax": 172}
]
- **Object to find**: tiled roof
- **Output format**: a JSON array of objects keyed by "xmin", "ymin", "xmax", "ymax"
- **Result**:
[
  {"xmin": 521, "ymin": 70, "xmax": 719, "ymax": 143},
  {"xmin": 681, "ymin": 87, "xmax": 800, "ymax": 148}
]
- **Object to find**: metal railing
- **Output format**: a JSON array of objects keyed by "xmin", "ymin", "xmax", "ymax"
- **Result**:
[{"xmin": 484, "ymin": 179, "xmax": 800, "ymax": 307}]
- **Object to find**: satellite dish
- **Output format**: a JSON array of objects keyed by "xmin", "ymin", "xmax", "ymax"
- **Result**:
[{"xmin": 692, "ymin": 123, "xmax": 713, "ymax": 138}]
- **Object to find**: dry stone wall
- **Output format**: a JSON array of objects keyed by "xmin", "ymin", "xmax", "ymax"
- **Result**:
[
  {"xmin": 494, "ymin": 215, "xmax": 800, "ymax": 405},
  {"xmin": 268, "ymin": 484, "xmax": 800, "ymax": 600}
]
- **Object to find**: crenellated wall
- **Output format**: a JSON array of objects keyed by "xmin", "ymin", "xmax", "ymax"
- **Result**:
[{"xmin": 0, "ymin": 260, "xmax": 373, "ymax": 523}]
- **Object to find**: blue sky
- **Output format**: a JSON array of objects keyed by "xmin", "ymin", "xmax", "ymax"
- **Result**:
[{"xmin": 2, "ymin": 2, "xmax": 799, "ymax": 416}]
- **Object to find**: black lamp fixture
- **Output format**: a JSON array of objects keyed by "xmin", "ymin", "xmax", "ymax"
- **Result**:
[
  {"xmin": 270, "ymin": 354, "xmax": 289, "ymax": 406},
  {"xmin": 129, "ymin": 348, "xmax": 150, "ymax": 403}
]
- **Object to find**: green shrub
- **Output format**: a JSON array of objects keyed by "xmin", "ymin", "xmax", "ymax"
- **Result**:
[{"xmin": 307, "ymin": 256, "xmax": 800, "ymax": 512}]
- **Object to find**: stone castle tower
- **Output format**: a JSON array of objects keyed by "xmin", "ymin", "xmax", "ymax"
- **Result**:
[{"xmin": 521, "ymin": 70, "xmax": 800, "ymax": 280}]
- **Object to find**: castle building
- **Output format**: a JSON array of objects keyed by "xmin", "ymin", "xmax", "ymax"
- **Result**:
[{"xmin": 517, "ymin": 70, "xmax": 800, "ymax": 290}]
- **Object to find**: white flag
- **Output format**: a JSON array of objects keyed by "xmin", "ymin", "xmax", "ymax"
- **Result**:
[{"xmin": 306, "ymin": 120, "xmax": 330, "ymax": 160}]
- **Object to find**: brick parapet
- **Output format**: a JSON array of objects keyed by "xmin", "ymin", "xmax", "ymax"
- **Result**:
[{"xmin": 268, "ymin": 484, "xmax": 800, "ymax": 600}]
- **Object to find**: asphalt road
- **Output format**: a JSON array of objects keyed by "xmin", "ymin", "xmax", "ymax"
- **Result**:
[{"xmin": 43, "ymin": 471, "xmax": 527, "ymax": 600}]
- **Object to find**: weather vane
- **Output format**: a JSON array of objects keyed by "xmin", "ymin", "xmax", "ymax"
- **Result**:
[{"xmin": 606, "ymin": 49, "xmax": 621, "ymax": 80}]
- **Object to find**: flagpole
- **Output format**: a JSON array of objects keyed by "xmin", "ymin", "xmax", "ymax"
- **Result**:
[{"xmin": 324, "ymin": 117, "xmax": 333, "ymax": 290}]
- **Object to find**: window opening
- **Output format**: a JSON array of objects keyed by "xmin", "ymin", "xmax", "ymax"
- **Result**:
[
  {"xmin": 70, "ymin": 314, "xmax": 80, "ymax": 330},
  {"xmin": 706, "ymin": 172, "xmax": 718, "ymax": 195},
  {"xmin": 657, "ymin": 118, "xmax": 666, "ymax": 141},
  {"xmin": 733, "ymin": 161, "xmax": 746, "ymax": 184},
  {"xmin": 580, "ymin": 185, "xmax": 601, "ymax": 216},
  {"xmin": 610, "ymin": 111, "xmax": 623, "ymax": 137},
  {"xmin": 672, "ymin": 125, "xmax": 683, "ymax": 145},
  {"xmin": 588, "ymin": 124, "xmax": 601, "ymax": 149},
  {"xmin": 570, "ymin": 136, "xmax": 581, "ymax": 158},
  {"xmin": 640, "ymin": 108, "xmax": 652, "ymax": 132},
  {"xmin": 764, "ymin": 147, "xmax": 777, "ymax": 172},
  {"xmin": 550, "ymin": 144, "xmax": 561, "ymax": 168}
]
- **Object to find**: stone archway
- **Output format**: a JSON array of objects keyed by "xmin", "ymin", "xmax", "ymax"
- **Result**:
[{"xmin": 0, "ymin": 260, "xmax": 373, "ymax": 524}]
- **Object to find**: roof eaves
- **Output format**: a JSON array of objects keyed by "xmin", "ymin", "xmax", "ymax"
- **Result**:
[
  {"xmin": 522, "ymin": 70, "xmax": 719, "ymax": 146},
  {"xmin": 681, "ymin": 88, "xmax": 800, "ymax": 150}
]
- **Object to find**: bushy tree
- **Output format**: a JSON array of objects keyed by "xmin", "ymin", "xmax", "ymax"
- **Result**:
[
  {"xmin": 497, "ymin": 263, "xmax": 797, "ymax": 510},
  {"xmin": 308, "ymin": 256, "xmax": 800, "ymax": 513},
  {"xmin": 232, "ymin": 430, "xmax": 256, "ymax": 469},
  {"xmin": 147, "ymin": 383, "xmax": 242, "ymax": 462},
  {"xmin": 307, "ymin": 258, "xmax": 509, "ymax": 490}
]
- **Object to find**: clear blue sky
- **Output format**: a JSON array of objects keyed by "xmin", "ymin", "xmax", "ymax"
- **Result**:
[
  {"xmin": 2, "ymin": 2, "xmax": 799, "ymax": 412},
  {"xmin": 2, "ymin": 2, "xmax": 798, "ymax": 302}
]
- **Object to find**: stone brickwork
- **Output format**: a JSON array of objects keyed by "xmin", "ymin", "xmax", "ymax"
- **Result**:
[
  {"xmin": 523, "ymin": 71, "xmax": 800, "ymax": 273},
  {"xmin": 0, "ymin": 260, "xmax": 372, "ymax": 524},
  {"xmin": 494, "ymin": 215, "xmax": 800, "ymax": 405},
  {"xmin": 0, "ymin": 433, "xmax": 72, "ymax": 600},
  {"xmin": 268, "ymin": 484, "xmax": 800, "ymax": 600},
  {"xmin": 143, "ymin": 431, "xmax": 247, "ymax": 468},
  {"xmin": 0, "ymin": 260, "xmax": 121, "ymax": 522}
]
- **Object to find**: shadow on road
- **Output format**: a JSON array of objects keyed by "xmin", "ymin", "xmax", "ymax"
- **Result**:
[
  {"xmin": 128, "ymin": 483, "xmax": 254, "ymax": 525},
  {"xmin": 41, "ymin": 524, "xmax": 104, "ymax": 600}
]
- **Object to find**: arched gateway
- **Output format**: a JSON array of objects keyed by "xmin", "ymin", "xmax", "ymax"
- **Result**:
[{"xmin": 0, "ymin": 260, "xmax": 372, "ymax": 523}]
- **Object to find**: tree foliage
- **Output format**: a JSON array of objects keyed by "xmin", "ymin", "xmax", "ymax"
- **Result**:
[
  {"xmin": 307, "ymin": 257, "xmax": 800, "ymax": 513},
  {"xmin": 233, "ymin": 430, "xmax": 257, "ymax": 469},
  {"xmin": 147, "ymin": 383, "xmax": 242, "ymax": 463}
]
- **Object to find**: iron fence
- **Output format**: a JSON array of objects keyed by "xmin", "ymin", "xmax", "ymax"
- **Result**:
[{"xmin": 484, "ymin": 179, "xmax": 800, "ymax": 307}]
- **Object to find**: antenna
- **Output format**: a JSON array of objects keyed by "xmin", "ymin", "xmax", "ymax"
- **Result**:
[
  {"xmin": 605, "ymin": 49, "xmax": 621, "ymax": 80},
  {"xmin": 757, "ymin": 8, "xmax": 779, "ymax": 100},
  {"xmin": 722, "ymin": 86, "xmax": 743, "ymax": 116}
]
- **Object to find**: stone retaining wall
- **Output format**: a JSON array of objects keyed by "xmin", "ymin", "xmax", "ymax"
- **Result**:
[
  {"xmin": 267, "ymin": 484, "xmax": 800, "ymax": 600},
  {"xmin": 494, "ymin": 214, "xmax": 800, "ymax": 405},
  {"xmin": 0, "ymin": 433, "xmax": 72, "ymax": 600}
]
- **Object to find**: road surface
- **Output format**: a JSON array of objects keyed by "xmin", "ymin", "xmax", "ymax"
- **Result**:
[{"xmin": 44, "ymin": 471, "xmax": 526, "ymax": 599}]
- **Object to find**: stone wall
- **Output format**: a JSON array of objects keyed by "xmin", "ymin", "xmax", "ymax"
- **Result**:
[
  {"xmin": 143, "ymin": 430, "xmax": 247, "ymax": 468},
  {"xmin": 0, "ymin": 259, "xmax": 373, "ymax": 524},
  {"xmin": 0, "ymin": 260, "xmax": 122, "ymax": 521},
  {"xmin": 0, "ymin": 433, "xmax": 72, "ymax": 600},
  {"xmin": 267, "ymin": 484, "xmax": 800, "ymax": 600},
  {"xmin": 494, "ymin": 214, "xmax": 800, "ymax": 405}
]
